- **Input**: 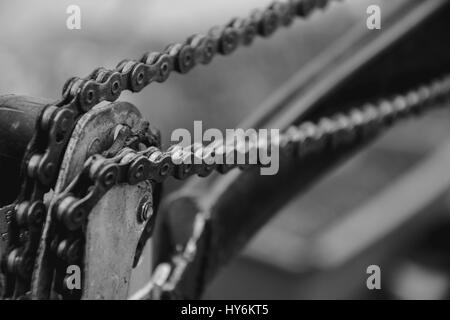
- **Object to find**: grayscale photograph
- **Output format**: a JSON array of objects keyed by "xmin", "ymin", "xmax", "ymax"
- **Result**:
[{"xmin": 0, "ymin": 0, "xmax": 449, "ymax": 310}]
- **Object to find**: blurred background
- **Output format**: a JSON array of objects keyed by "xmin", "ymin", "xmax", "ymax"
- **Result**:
[{"xmin": 1, "ymin": 0, "xmax": 450, "ymax": 299}]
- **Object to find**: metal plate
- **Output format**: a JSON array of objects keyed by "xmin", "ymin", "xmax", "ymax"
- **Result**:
[{"xmin": 32, "ymin": 102, "xmax": 153, "ymax": 299}]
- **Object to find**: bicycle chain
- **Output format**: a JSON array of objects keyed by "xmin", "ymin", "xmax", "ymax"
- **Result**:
[
  {"xmin": 53, "ymin": 73, "xmax": 450, "ymax": 299},
  {"xmin": 130, "ymin": 73, "xmax": 450, "ymax": 299},
  {"xmin": 0, "ymin": 0, "xmax": 339, "ymax": 298}
]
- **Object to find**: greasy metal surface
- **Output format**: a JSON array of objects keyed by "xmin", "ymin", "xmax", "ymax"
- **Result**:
[
  {"xmin": 0, "ymin": 96, "xmax": 50, "ymax": 206},
  {"xmin": 152, "ymin": 0, "xmax": 450, "ymax": 298},
  {"xmin": 0, "ymin": 204, "xmax": 13, "ymax": 289},
  {"xmin": 3, "ymin": 1, "xmax": 336, "ymax": 298},
  {"xmin": 0, "ymin": 205, "xmax": 11, "ymax": 254},
  {"xmin": 83, "ymin": 182, "xmax": 152, "ymax": 300},
  {"xmin": 32, "ymin": 101, "xmax": 149, "ymax": 299},
  {"xmin": 0, "ymin": 95, "xmax": 49, "ymax": 160}
]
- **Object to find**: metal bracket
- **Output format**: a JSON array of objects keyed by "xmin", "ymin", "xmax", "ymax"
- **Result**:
[{"xmin": 31, "ymin": 101, "xmax": 160, "ymax": 299}]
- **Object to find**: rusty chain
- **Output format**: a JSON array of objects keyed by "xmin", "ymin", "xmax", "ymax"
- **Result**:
[
  {"xmin": 3, "ymin": 0, "xmax": 450, "ymax": 299},
  {"xmin": 53, "ymin": 74, "xmax": 450, "ymax": 232},
  {"xmin": 131, "ymin": 74, "xmax": 450, "ymax": 300},
  {"xmin": 0, "ymin": 0, "xmax": 341, "ymax": 299},
  {"xmin": 57, "ymin": 74, "xmax": 450, "ymax": 299}
]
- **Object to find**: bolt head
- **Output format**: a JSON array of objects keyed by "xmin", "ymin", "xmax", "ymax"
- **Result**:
[{"xmin": 138, "ymin": 195, "xmax": 153, "ymax": 223}]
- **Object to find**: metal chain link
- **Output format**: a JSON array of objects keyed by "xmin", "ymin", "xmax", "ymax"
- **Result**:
[
  {"xmin": 46, "ymin": 73, "xmax": 450, "ymax": 298},
  {"xmin": 1, "ymin": 0, "xmax": 340, "ymax": 298},
  {"xmin": 129, "ymin": 73, "xmax": 450, "ymax": 300}
]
